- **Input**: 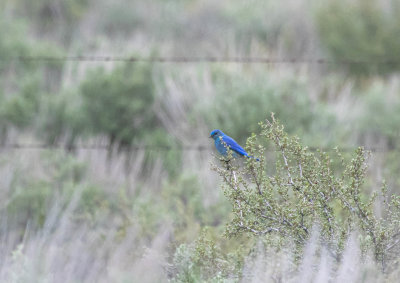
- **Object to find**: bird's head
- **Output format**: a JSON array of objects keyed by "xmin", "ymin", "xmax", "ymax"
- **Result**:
[{"xmin": 209, "ymin": 129, "xmax": 224, "ymax": 140}]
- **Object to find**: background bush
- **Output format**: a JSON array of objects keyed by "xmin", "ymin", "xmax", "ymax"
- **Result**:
[
  {"xmin": 1, "ymin": 0, "xmax": 400, "ymax": 281},
  {"xmin": 202, "ymin": 70, "xmax": 337, "ymax": 147},
  {"xmin": 316, "ymin": 0, "xmax": 400, "ymax": 76}
]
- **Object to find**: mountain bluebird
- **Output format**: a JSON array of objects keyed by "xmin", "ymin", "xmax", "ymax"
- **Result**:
[{"xmin": 209, "ymin": 129, "xmax": 259, "ymax": 160}]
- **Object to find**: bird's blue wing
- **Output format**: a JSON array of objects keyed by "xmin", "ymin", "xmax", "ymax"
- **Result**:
[{"xmin": 221, "ymin": 135, "xmax": 248, "ymax": 157}]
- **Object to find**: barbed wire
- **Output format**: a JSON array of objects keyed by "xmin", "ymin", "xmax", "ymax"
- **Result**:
[
  {"xmin": 0, "ymin": 143, "xmax": 397, "ymax": 153},
  {"xmin": 2, "ymin": 55, "xmax": 400, "ymax": 64}
]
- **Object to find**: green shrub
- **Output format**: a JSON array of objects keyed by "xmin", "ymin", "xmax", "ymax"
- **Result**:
[
  {"xmin": 315, "ymin": 0, "xmax": 400, "ymax": 76},
  {"xmin": 35, "ymin": 89, "xmax": 86, "ymax": 146},
  {"xmin": 224, "ymin": 1, "xmax": 310, "ymax": 54},
  {"xmin": 356, "ymin": 83, "xmax": 400, "ymax": 148},
  {"xmin": 96, "ymin": 0, "xmax": 141, "ymax": 36},
  {"xmin": 171, "ymin": 229, "xmax": 245, "ymax": 282},
  {"xmin": 202, "ymin": 70, "xmax": 335, "ymax": 147},
  {"xmin": 162, "ymin": 174, "xmax": 232, "ymax": 242},
  {"xmin": 4, "ymin": 152, "xmax": 112, "ymax": 232},
  {"xmin": 0, "ymin": 17, "xmax": 64, "ymax": 137},
  {"xmin": 79, "ymin": 62, "xmax": 182, "ymax": 175},
  {"xmin": 163, "ymin": 174, "xmax": 205, "ymax": 230},
  {"xmin": 213, "ymin": 115, "xmax": 400, "ymax": 270},
  {"xmin": 138, "ymin": 128, "xmax": 182, "ymax": 177},
  {"xmin": 13, "ymin": 0, "xmax": 89, "ymax": 44},
  {"xmin": 7, "ymin": 180, "xmax": 51, "ymax": 228},
  {"xmin": 80, "ymin": 62, "xmax": 155, "ymax": 149},
  {"xmin": 1, "ymin": 78, "xmax": 41, "ymax": 129}
]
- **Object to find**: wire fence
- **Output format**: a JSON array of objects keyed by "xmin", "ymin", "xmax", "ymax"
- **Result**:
[
  {"xmin": 0, "ymin": 143, "xmax": 397, "ymax": 153},
  {"xmin": 2, "ymin": 55, "xmax": 400, "ymax": 65}
]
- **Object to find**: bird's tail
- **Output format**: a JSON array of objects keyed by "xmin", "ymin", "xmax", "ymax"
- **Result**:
[{"xmin": 246, "ymin": 155, "xmax": 260, "ymax": 161}]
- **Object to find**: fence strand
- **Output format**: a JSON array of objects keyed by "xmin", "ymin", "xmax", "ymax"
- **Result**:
[
  {"xmin": 2, "ymin": 55, "xmax": 400, "ymax": 64},
  {"xmin": 0, "ymin": 143, "xmax": 397, "ymax": 153}
]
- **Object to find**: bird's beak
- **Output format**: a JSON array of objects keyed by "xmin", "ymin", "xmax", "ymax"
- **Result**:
[{"xmin": 209, "ymin": 135, "xmax": 212, "ymax": 138}]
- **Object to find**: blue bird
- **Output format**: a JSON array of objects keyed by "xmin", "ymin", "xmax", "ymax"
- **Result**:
[{"xmin": 209, "ymin": 129, "xmax": 259, "ymax": 161}]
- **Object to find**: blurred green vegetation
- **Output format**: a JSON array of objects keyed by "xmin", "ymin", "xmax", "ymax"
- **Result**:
[
  {"xmin": 356, "ymin": 83, "xmax": 400, "ymax": 148},
  {"xmin": 1, "ymin": 0, "xmax": 400, "ymax": 281},
  {"xmin": 315, "ymin": 0, "xmax": 400, "ymax": 76},
  {"xmin": 80, "ymin": 63, "xmax": 155, "ymax": 148},
  {"xmin": 12, "ymin": 0, "xmax": 89, "ymax": 44},
  {"xmin": 202, "ymin": 70, "xmax": 337, "ymax": 147}
]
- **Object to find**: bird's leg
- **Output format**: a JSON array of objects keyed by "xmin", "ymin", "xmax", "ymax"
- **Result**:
[
  {"xmin": 225, "ymin": 159, "xmax": 237, "ymax": 183},
  {"xmin": 224, "ymin": 159, "xmax": 232, "ymax": 171}
]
